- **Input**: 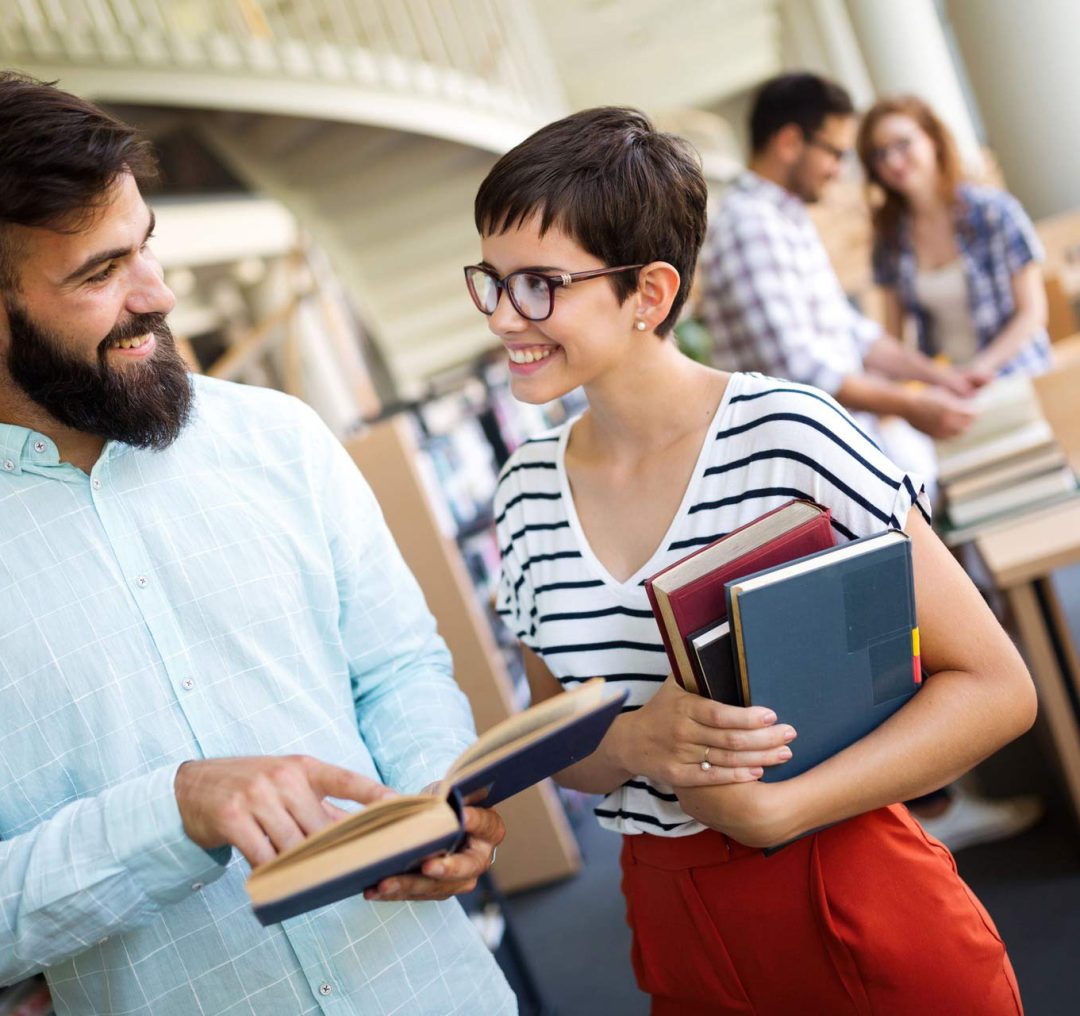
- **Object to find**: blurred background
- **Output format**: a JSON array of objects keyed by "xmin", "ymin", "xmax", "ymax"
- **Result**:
[{"xmin": 1, "ymin": 2, "xmax": 1079, "ymax": 1014}]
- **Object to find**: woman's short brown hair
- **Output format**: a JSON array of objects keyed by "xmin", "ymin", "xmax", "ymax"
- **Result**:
[
  {"xmin": 473, "ymin": 107, "xmax": 708, "ymax": 336},
  {"xmin": 856, "ymin": 95, "xmax": 965, "ymax": 245}
]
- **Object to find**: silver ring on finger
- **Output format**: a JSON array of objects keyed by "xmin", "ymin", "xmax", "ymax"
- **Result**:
[{"xmin": 700, "ymin": 745, "xmax": 712, "ymax": 771}]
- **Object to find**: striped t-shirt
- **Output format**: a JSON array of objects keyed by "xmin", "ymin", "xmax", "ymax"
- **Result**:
[{"xmin": 494, "ymin": 372, "xmax": 930, "ymax": 837}]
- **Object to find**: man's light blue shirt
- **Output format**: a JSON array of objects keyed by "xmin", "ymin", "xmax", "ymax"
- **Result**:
[{"xmin": 0, "ymin": 375, "xmax": 515, "ymax": 1015}]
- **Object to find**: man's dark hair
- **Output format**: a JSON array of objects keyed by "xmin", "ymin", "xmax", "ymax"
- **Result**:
[
  {"xmin": 0, "ymin": 72, "xmax": 158, "ymax": 291},
  {"xmin": 749, "ymin": 72, "xmax": 854, "ymax": 154},
  {"xmin": 474, "ymin": 107, "xmax": 707, "ymax": 336}
]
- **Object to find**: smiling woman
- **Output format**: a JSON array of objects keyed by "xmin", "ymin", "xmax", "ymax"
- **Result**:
[{"xmin": 469, "ymin": 105, "xmax": 1034, "ymax": 1015}]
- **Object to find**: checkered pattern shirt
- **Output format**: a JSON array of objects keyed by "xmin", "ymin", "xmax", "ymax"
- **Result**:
[
  {"xmin": 0, "ymin": 376, "xmax": 514, "ymax": 1016},
  {"xmin": 872, "ymin": 183, "xmax": 1052, "ymax": 377},
  {"xmin": 699, "ymin": 171, "xmax": 882, "ymax": 396}
]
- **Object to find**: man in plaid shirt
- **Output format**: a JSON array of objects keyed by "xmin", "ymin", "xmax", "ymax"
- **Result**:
[{"xmin": 699, "ymin": 73, "xmax": 979, "ymax": 449}]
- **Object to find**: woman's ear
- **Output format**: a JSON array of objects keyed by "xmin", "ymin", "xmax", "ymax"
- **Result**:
[{"xmin": 635, "ymin": 262, "xmax": 681, "ymax": 334}]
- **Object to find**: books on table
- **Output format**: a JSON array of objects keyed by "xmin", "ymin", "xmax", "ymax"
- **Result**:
[
  {"xmin": 936, "ymin": 374, "xmax": 1077, "ymax": 536},
  {"xmin": 726, "ymin": 529, "xmax": 921, "ymax": 782},
  {"xmin": 644, "ymin": 499, "xmax": 835, "ymax": 697},
  {"xmin": 246, "ymin": 678, "xmax": 626, "ymax": 924}
]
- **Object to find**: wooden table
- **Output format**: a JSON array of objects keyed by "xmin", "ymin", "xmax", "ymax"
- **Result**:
[{"xmin": 976, "ymin": 498, "xmax": 1080, "ymax": 827}]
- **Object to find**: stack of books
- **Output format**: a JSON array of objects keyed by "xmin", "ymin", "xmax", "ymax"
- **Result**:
[
  {"xmin": 645, "ymin": 500, "xmax": 922, "ymax": 785},
  {"xmin": 936, "ymin": 374, "xmax": 1077, "ymax": 540}
]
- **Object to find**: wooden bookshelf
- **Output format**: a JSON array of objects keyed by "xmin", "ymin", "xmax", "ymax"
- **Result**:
[{"xmin": 346, "ymin": 415, "xmax": 582, "ymax": 894}]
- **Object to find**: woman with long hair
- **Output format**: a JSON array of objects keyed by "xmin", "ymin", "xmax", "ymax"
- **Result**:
[
  {"xmin": 857, "ymin": 95, "xmax": 1051, "ymax": 383},
  {"xmin": 468, "ymin": 105, "xmax": 1033, "ymax": 1014}
]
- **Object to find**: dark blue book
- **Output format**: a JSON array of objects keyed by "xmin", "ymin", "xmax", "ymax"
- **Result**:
[
  {"xmin": 247, "ymin": 679, "xmax": 627, "ymax": 924},
  {"xmin": 726, "ymin": 530, "xmax": 922, "ymax": 784}
]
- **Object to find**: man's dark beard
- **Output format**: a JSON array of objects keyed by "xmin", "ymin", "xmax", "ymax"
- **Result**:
[{"xmin": 5, "ymin": 304, "xmax": 193, "ymax": 450}]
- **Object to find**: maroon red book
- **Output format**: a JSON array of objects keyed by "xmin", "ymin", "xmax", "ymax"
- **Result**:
[{"xmin": 645, "ymin": 499, "xmax": 835, "ymax": 696}]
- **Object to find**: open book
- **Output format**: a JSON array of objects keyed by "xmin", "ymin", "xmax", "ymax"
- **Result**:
[{"xmin": 247, "ymin": 678, "xmax": 627, "ymax": 924}]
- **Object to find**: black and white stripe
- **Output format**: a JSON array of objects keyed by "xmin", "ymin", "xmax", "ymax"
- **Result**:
[{"xmin": 494, "ymin": 372, "xmax": 930, "ymax": 837}]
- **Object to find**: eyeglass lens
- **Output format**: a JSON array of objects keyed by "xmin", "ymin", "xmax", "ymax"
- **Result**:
[{"xmin": 466, "ymin": 267, "xmax": 553, "ymax": 320}]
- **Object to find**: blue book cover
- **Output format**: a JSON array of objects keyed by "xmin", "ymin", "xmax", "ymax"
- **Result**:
[
  {"xmin": 726, "ymin": 530, "xmax": 921, "ymax": 783},
  {"xmin": 248, "ymin": 679, "xmax": 627, "ymax": 924}
]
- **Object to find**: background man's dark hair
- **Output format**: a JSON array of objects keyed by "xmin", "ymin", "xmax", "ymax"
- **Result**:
[
  {"xmin": 749, "ymin": 72, "xmax": 855, "ymax": 154},
  {"xmin": 474, "ymin": 106, "xmax": 708, "ymax": 336},
  {"xmin": 0, "ymin": 72, "xmax": 158, "ymax": 291}
]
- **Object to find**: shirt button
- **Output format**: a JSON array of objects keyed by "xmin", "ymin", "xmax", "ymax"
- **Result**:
[
  {"xmin": 182, "ymin": 678, "xmax": 195, "ymax": 691},
  {"xmin": 191, "ymin": 881, "xmax": 204, "ymax": 891},
  {"xmin": 319, "ymin": 983, "xmax": 333, "ymax": 997},
  {"xmin": 98, "ymin": 937, "xmax": 109, "ymax": 945},
  {"xmin": 91, "ymin": 478, "xmax": 102, "ymax": 489},
  {"xmin": 33, "ymin": 441, "xmax": 46, "ymax": 453},
  {"xmin": 2, "ymin": 459, "xmax": 13, "ymax": 471},
  {"xmin": 136, "ymin": 575, "xmax": 149, "ymax": 588}
]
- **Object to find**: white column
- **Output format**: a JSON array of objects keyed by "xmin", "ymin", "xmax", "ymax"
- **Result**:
[
  {"xmin": 782, "ymin": 0, "xmax": 875, "ymax": 111},
  {"xmin": 945, "ymin": 0, "xmax": 1080, "ymax": 219},
  {"xmin": 843, "ymin": 0, "xmax": 982, "ymax": 169}
]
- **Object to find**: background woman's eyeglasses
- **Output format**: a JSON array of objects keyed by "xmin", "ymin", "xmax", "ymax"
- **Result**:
[
  {"xmin": 870, "ymin": 135, "xmax": 914, "ymax": 167},
  {"xmin": 463, "ymin": 264, "xmax": 643, "ymax": 322}
]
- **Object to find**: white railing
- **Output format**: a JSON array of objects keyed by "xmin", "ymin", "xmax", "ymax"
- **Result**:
[{"xmin": 0, "ymin": 0, "xmax": 563, "ymax": 122}]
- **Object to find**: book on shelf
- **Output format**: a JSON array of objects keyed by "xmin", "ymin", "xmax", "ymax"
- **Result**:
[
  {"xmin": 726, "ymin": 529, "xmax": 922, "ymax": 783},
  {"xmin": 246, "ymin": 678, "xmax": 627, "ymax": 924},
  {"xmin": 644, "ymin": 499, "xmax": 835, "ymax": 697}
]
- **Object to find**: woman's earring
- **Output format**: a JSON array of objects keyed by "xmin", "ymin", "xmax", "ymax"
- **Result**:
[{"xmin": 635, "ymin": 319, "xmax": 647, "ymax": 331}]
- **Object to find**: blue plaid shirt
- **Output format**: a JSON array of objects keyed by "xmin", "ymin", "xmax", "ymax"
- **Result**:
[
  {"xmin": 872, "ymin": 183, "xmax": 1052, "ymax": 377},
  {"xmin": 0, "ymin": 376, "xmax": 514, "ymax": 1016}
]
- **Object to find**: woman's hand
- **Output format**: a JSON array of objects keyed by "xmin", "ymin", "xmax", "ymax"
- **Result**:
[
  {"xmin": 611, "ymin": 676, "xmax": 796, "ymax": 789},
  {"xmin": 676, "ymin": 779, "xmax": 796, "ymax": 848}
]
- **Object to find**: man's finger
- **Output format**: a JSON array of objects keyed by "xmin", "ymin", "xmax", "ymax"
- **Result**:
[
  {"xmin": 232, "ymin": 815, "xmax": 278, "ymax": 869},
  {"xmin": 460, "ymin": 806, "xmax": 505, "ymax": 846},
  {"xmin": 307, "ymin": 760, "xmax": 396, "ymax": 806}
]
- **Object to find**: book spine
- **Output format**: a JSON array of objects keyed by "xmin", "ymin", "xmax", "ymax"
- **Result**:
[{"xmin": 645, "ymin": 580, "xmax": 698, "ymax": 693}]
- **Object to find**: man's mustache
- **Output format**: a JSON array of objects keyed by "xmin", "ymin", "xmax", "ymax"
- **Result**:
[{"xmin": 97, "ymin": 312, "xmax": 170, "ymax": 352}]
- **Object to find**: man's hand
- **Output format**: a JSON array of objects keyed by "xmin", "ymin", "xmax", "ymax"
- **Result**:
[
  {"xmin": 175, "ymin": 755, "xmax": 396, "ymax": 867},
  {"xmin": 904, "ymin": 387, "xmax": 977, "ymax": 439},
  {"xmin": 364, "ymin": 805, "xmax": 506, "ymax": 902},
  {"xmin": 612, "ymin": 676, "xmax": 796, "ymax": 788}
]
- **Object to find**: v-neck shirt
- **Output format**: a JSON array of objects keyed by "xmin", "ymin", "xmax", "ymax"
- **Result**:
[{"xmin": 494, "ymin": 372, "xmax": 930, "ymax": 837}]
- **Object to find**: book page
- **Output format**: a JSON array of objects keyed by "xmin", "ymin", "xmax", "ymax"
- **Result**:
[
  {"xmin": 441, "ymin": 678, "xmax": 608, "ymax": 789},
  {"xmin": 651, "ymin": 501, "xmax": 822, "ymax": 592},
  {"xmin": 247, "ymin": 801, "xmax": 461, "ymax": 907},
  {"xmin": 252, "ymin": 795, "xmax": 439, "ymax": 871}
]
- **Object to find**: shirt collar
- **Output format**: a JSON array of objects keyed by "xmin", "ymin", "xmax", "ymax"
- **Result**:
[
  {"xmin": 0, "ymin": 420, "xmax": 70, "ymax": 474},
  {"xmin": 737, "ymin": 170, "xmax": 807, "ymax": 221}
]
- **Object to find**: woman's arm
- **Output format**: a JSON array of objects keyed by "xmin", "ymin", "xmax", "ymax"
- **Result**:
[
  {"xmin": 675, "ymin": 511, "xmax": 1038, "ymax": 846},
  {"xmin": 879, "ymin": 284, "xmax": 905, "ymax": 342},
  {"xmin": 520, "ymin": 647, "xmax": 795, "ymax": 794},
  {"xmin": 969, "ymin": 262, "xmax": 1048, "ymax": 379}
]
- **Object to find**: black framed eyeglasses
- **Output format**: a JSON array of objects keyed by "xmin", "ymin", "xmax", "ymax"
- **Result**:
[
  {"xmin": 463, "ymin": 263, "xmax": 644, "ymax": 322},
  {"xmin": 805, "ymin": 133, "xmax": 852, "ymax": 163},
  {"xmin": 869, "ymin": 135, "xmax": 914, "ymax": 167}
]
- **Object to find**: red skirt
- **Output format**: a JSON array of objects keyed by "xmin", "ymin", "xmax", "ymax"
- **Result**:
[{"xmin": 620, "ymin": 804, "xmax": 1022, "ymax": 1015}]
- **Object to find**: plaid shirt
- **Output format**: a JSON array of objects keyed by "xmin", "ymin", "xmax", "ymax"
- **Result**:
[
  {"xmin": 872, "ymin": 183, "xmax": 1052, "ymax": 376},
  {"xmin": 699, "ymin": 171, "xmax": 882, "ymax": 396},
  {"xmin": 0, "ymin": 376, "xmax": 514, "ymax": 1016}
]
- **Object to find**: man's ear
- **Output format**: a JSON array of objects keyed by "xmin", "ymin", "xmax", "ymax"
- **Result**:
[
  {"xmin": 635, "ymin": 262, "xmax": 681, "ymax": 334},
  {"xmin": 772, "ymin": 123, "xmax": 806, "ymax": 166}
]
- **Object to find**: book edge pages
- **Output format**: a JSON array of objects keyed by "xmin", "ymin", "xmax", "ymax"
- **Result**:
[
  {"xmin": 945, "ymin": 447, "xmax": 1068, "ymax": 501},
  {"xmin": 447, "ymin": 682, "xmax": 622, "ymax": 786},
  {"xmin": 247, "ymin": 800, "xmax": 459, "ymax": 906},
  {"xmin": 649, "ymin": 501, "xmax": 820, "ymax": 592},
  {"xmin": 445, "ymin": 677, "xmax": 609, "ymax": 779},
  {"xmin": 947, "ymin": 468, "xmax": 1077, "ymax": 528},
  {"xmin": 727, "ymin": 530, "xmax": 906, "ymax": 595},
  {"xmin": 937, "ymin": 421, "xmax": 1054, "ymax": 482}
]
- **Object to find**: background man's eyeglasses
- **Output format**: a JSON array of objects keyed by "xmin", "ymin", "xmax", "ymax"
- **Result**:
[
  {"xmin": 805, "ymin": 133, "xmax": 852, "ymax": 163},
  {"xmin": 463, "ymin": 264, "xmax": 643, "ymax": 322}
]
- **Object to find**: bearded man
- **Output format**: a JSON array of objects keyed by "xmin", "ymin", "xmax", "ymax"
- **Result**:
[{"xmin": 0, "ymin": 73, "xmax": 513, "ymax": 1016}]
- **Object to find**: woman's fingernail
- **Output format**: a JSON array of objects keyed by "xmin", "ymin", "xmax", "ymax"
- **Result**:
[
  {"xmin": 750, "ymin": 767, "xmax": 764, "ymax": 778},
  {"xmin": 783, "ymin": 727, "xmax": 797, "ymax": 742},
  {"xmin": 761, "ymin": 711, "xmax": 777, "ymax": 725},
  {"xmin": 778, "ymin": 747, "xmax": 792, "ymax": 761}
]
